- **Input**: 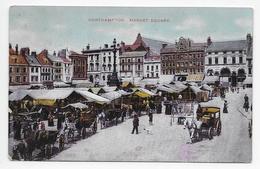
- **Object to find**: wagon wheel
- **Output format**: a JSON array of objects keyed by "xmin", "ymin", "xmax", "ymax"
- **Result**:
[
  {"xmin": 216, "ymin": 120, "xmax": 222, "ymax": 136},
  {"xmin": 208, "ymin": 127, "xmax": 213, "ymax": 140}
]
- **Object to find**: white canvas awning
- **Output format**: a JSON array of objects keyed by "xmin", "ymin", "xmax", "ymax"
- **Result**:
[
  {"xmin": 75, "ymin": 90, "xmax": 110, "ymax": 104},
  {"xmin": 202, "ymin": 76, "xmax": 219, "ymax": 84},
  {"xmin": 101, "ymin": 91, "xmax": 122, "ymax": 101},
  {"xmin": 65, "ymin": 102, "xmax": 88, "ymax": 109}
]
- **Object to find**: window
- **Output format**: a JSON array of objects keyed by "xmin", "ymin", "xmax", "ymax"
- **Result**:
[
  {"xmin": 232, "ymin": 57, "xmax": 236, "ymax": 64},
  {"xmin": 208, "ymin": 52, "xmax": 212, "ymax": 55},
  {"xmin": 147, "ymin": 65, "xmax": 149, "ymax": 70},
  {"xmin": 36, "ymin": 67, "xmax": 38, "ymax": 73},
  {"xmin": 16, "ymin": 68, "xmax": 19, "ymax": 73},
  {"xmin": 223, "ymin": 57, "xmax": 227, "ymax": 64},
  {"xmin": 9, "ymin": 77, "xmax": 12, "ymax": 83},
  {"xmin": 151, "ymin": 66, "xmax": 154, "ymax": 71},
  {"xmin": 122, "ymin": 65, "xmax": 124, "ymax": 71},
  {"xmin": 223, "ymin": 51, "xmax": 227, "ymax": 54},
  {"xmin": 138, "ymin": 59, "xmax": 141, "ymax": 63},
  {"xmin": 16, "ymin": 76, "xmax": 20, "ymax": 82},
  {"xmin": 147, "ymin": 74, "xmax": 149, "ymax": 78},
  {"xmin": 128, "ymin": 59, "xmax": 131, "ymax": 63},
  {"xmin": 232, "ymin": 51, "xmax": 235, "ymax": 54},
  {"xmin": 14, "ymin": 58, "xmax": 17, "ymax": 63},
  {"xmin": 239, "ymin": 57, "xmax": 243, "ymax": 64},
  {"xmin": 128, "ymin": 65, "xmax": 130, "ymax": 71},
  {"xmin": 31, "ymin": 67, "xmax": 34, "ymax": 73},
  {"xmin": 108, "ymin": 56, "xmax": 111, "ymax": 62},
  {"xmin": 215, "ymin": 57, "xmax": 218, "ymax": 65},
  {"xmin": 103, "ymin": 57, "xmax": 106, "ymax": 63},
  {"xmin": 156, "ymin": 73, "xmax": 159, "ymax": 77},
  {"xmin": 137, "ymin": 65, "xmax": 140, "ymax": 71},
  {"xmin": 214, "ymin": 52, "xmax": 218, "ymax": 54},
  {"xmin": 208, "ymin": 58, "xmax": 212, "ymax": 65},
  {"xmin": 103, "ymin": 76, "xmax": 105, "ymax": 81},
  {"xmin": 163, "ymin": 70, "xmax": 165, "ymax": 74},
  {"xmin": 9, "ymin": 67, "xmax": 13, "ymax": 73},
  {"xmin": 249, "ymin": 68, "xmax": 252, "ymax": 75},
  {"xmin": 156, "ymin": 65, "xmax": 158, "ymax": 70}
]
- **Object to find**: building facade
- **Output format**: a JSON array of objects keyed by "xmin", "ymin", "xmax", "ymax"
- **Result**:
[
  {"xmin": 25, "ymin": 51, "xmax": 41, "ymax": 85},
  {"xmin": 47, "ymin": 51, "xmax": 63, "ymax": 82},
  {"xmin": 36, "ymin": 50, "xmax": 53, "ymax": 86},
  {"xmin": 9, "ymin": 44, "xmax": 30, "ymax": 86},
  {"xmin": 160, "ymin": 37, "xmax": 206, "ymax": 81},
  {"xmin": 143, "ymin": 55, "xmax": 161, "ymax": 79},
  {"xmin": 69, "ymin": 51, "xmax": 88, "ymax": 80},
  {"xmin": 82, "ymin": 44, "xmax": 120, "ymax": 86},
  {"xmin": 58, "ymin": 49, "xmax": 73, "ymax": 83},
  {"xmin": 205, "ymin": 34, "xmax": 252, "ymax": 86}
]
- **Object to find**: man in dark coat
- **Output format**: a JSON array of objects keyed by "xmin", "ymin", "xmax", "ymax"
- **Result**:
[{"xmin": 132, "ymin": 114, "xmax": 139, "ymax": 134}]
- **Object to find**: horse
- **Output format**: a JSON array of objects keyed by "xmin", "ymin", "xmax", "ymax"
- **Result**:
[{"xmin": 184, "ymin": 118, "xmax": 202, "ymax": 143}]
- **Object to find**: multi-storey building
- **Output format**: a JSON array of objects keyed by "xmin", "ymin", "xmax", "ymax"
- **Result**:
[
  {"xmin": 36, "ymin": 49, "xmax": 53, "ymax": 87},
  {"xmin": 143, "ymin": 55, "xmax": 161, "ymax": 79},
  {"xmin": 160, "ymin": 37, "xmax": 206, "ymax": 81},
  {"xmin": 9, "ymin": 44, "xmax": 30, "ymax": 86},
  {"xmin": 205, "ymin": 34, "xmax": 252, "ymax": 86},
  {"xmin": 246, "ymin": 34, "xmax": 253, "ymax": 77},
  {"xmin": 25, "ymin": 50, "xmax": 41, "ymax": 85},
  {"xmin": 58, "ymin": 49, "xmax": 73, "ymax": 83},
  {"xmin": 82, "ymin": 43, "xmax": 120, "ymax": 86},
  {"xmin": 47, "ymin": 51, "xmax": 63, "ymax": 82},
  {"xmin": 69, "ymin": 51, "xmax": 88, "ymax": 80},
  {"xmin": 120, "ymin": 33, "xmax": 170, "ymax": 83}
]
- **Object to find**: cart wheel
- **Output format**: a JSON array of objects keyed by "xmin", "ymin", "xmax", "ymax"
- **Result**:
[
  {"xmin": 216, "ymin": 120, "xmax": 222, "ymax": 136},
  {"xmin": 208, "ymin": 127, "xmax": 213, "ymax": 140}
]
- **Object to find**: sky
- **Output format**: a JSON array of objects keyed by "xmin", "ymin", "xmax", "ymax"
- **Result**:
[{"xmin": 9, "ymin": 7, "xmax": 253, "ymax": 53}]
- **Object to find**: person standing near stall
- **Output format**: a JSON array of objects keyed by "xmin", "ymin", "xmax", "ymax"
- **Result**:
[{"xmin": 131, "ymin": 114, "xmax": 139, "ymax": 134}]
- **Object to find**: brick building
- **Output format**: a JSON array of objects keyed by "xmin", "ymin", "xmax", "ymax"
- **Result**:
[
  {"xmin": 160, "ymin": 37, "xmax": 207, "ymax": 81},
  {"xmin": 9, "ymin": 44, "xmax": 30, "ymax": 86}
]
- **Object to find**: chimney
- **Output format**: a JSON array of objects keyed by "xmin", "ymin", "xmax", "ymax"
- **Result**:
[
  {"xmin": 104, "ymin": 44, "xmax": 108, "ymax": 48},
  {"xmin": 20, "ymin": 47, "xmax": 30, "ymax": 56},
  {"xmin": 31, "ymin": 51, "xmax": 37, "ymax": 56},
  {"xmin": 86, "ymin": 44, "xmax": 90, "ymax": 50},
  {"xmin": 15, "ymin": 44, "xmax": 18, "ymax": 55},
  {"xmin": 207, "ymin": 36, "xmax": 212, "ymax": 46},
  {"xmin": 162, "ymin": 43, "xmax": 168, "ymax": 48}
]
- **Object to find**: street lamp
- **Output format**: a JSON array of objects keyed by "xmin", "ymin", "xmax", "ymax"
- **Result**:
[{"xmin": 108, "ymin": 38, "xmax": 121, "ymax": 87}]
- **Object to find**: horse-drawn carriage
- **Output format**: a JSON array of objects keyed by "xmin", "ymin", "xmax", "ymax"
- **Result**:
[
  {"xmin": 185, "ymin": 106, "xmax": 222, "ymax": 143},
  {"xmin": 79, "ymin": 110, "xmax": 97, "ymax": 139}
]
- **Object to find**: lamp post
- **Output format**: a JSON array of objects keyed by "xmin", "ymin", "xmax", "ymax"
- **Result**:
[{"xmin": 108, "ymin": 38, "xmax": 120, "ymax": 86}]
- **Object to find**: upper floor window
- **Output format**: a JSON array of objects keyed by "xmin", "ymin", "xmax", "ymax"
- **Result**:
[
  {"xmin": 232, "ymin": 57, "xmax": 236, "ymax": 64},
  {"xmin": 223, "ymin": 57, "xmax": 227, "ymax": 64},
  {"xmin": 239, "ymin": 57, "xmax": 243, "ymax": 64},
  {"xmin": 214, "ymin": 52, "xmax": 218, "ymax": 54},
  {"xmin": 147, "ymin": 65, "xmax": 149, "ymax": 70},
  {"xmin": 208, "ymin": 58, "xmax": 212, "ymax": 65},
  {"xmin": 215, "ymin": 58, "xmax": 218, "ymax": 65}
]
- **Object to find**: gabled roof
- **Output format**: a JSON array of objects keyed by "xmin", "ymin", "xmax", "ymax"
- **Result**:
[
  {"xmin": 47, "ymin": 54, "xmax": 63, "ymax": 62},
  {"xmin": 206, "ymin": 40, "xmax": 247, "ymax": 52},
  {"xmin": 25, "ymin": 54, "xmax": 41, "ymax": 66},
  {"xmin": 36, "ymin": 50, "xmax": 52, "ymax": 66},
  {"xmin": 121, "ymin": 51, "xmax": 147, "ymax": 57},
  {"xmin": 142, "ymin": 37, "xmax": 172, "ymax": 55},
  {"xmin": 9, "ymin": 54, "xmax": 28, "ymax": 65}
]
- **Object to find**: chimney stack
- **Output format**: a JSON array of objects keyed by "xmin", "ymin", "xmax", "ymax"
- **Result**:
[
  {"xmin": 207, "ymin": 36, "xmax": 212, "ymax": 46},
  {"xmin": 104, "ymin": 44, "xmax": 108, "ymax": 48},
  {"xmin": 15, "ymin": 44, "xmax": 18, "ymax": 55},
  {"xmin": 86, "ymin": 44, "xmax": 90, "ymax": 50},
  {"xmin": 162, "ymin": 43, "xmax": 168, "ymax": 48}
]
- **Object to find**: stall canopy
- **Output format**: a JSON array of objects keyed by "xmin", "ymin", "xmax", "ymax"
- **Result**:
[
  {"xmin": 9, "ymin": 90, "xmax": 30, "ymax": 101},
  {"xmin": 88, "ymin": 87, "xmax": 105, "ymax": 95},
  {"xmin": 135, "ymin": 91, "xmax": 151, "ymax": 98},
  {"xmin": 200, "ymin": 84, "xmax": 213, "ymax": 92},
  {"xmin": 75, "ymin": 90, "xmax": 110, "ymax": 104},
  {"xmin": 243, "ymin": 77, "xmax": 252, "ymax": 85},
  {"xmin": 189, "ymin": 85, "xmax": 203, "ymax": 95},
  {"xmin": 203, "ymin": 76, "xmax": 219, "ymax": 84},
  {"xmin": 102, "ymin": 86, "xmax": 118, "ymax": 93},
  {"xmin": 157, "ymin": 85, "xmax": 176, "ymax": 94},
  {"xmin": 53, "ymin": 81, "xmax": 70, "ymax": 88},
  {"xmin": 101, "ymin": 91, "xmax": 122, "ymax": 101},
  {"xmin": 186, "ymin": 74, "xmax": 204, "ymax": 82},
  {"xmin": 65, "ymin": 102, "xmax": 88, "ymax": 109}
]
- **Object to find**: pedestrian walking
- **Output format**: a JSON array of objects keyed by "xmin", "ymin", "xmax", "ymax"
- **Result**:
[
  {"xmin": 131, "ymin": 114, "xmax": 139, "ymax": 134},
  {"xmin": 223, "ymin": 100, "xmax": 228, "ymax": 113},
  {"xmin": 244, "ymin": 94, "xmax": 249, "ymax": 112}
]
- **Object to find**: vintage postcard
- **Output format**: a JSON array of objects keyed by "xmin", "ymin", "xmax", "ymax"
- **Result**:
[{"xmin": 8, "ymin": 6, "xmax": 253, "ymax": 162}]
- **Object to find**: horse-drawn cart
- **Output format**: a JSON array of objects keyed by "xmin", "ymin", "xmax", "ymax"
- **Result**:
[{"xmin": 197, "ymin": 106, "xmax": 222, "ymax": 140}]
